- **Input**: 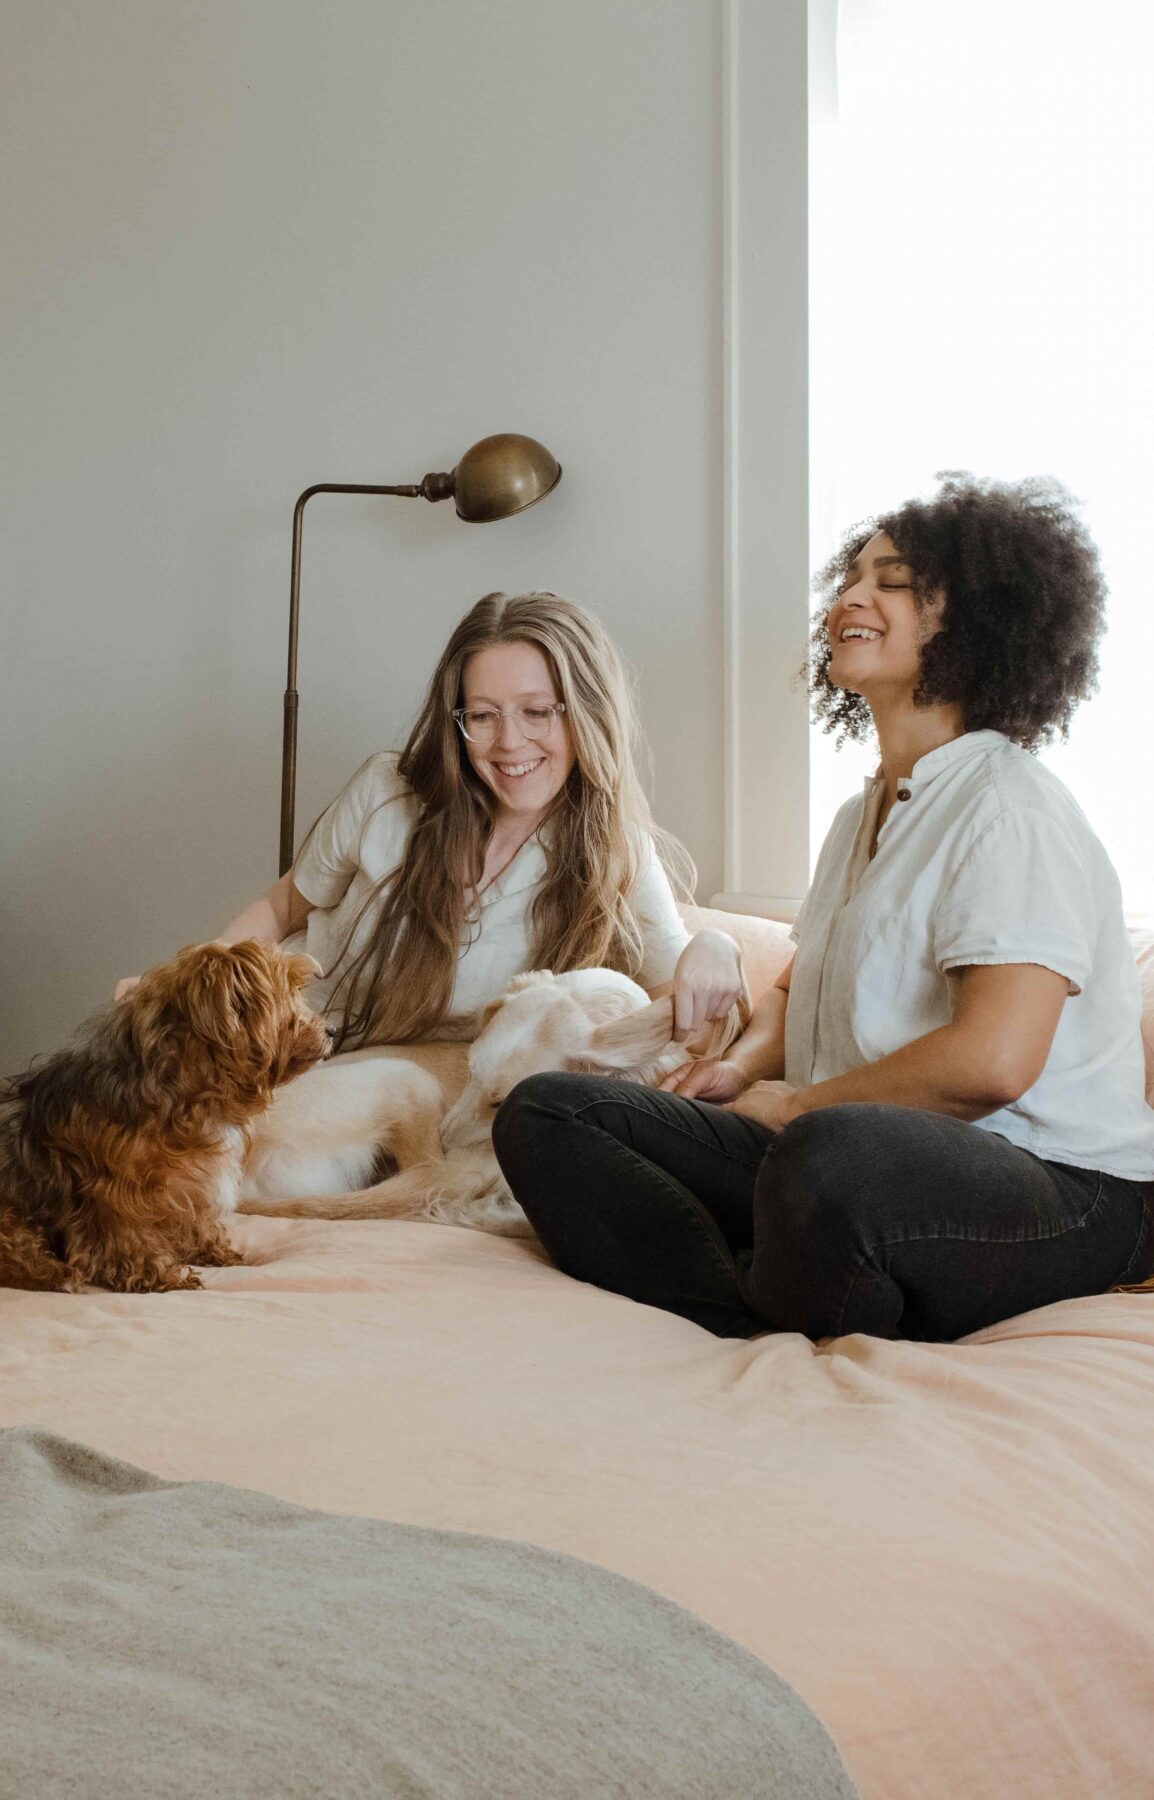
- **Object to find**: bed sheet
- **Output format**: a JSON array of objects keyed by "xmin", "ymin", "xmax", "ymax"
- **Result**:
[{"xmin": 3, "ymin": 1216, "xmax": 1153, "ymax": 1800}]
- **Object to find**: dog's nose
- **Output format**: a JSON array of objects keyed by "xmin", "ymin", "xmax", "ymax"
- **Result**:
[{"xmin": 324, "ymin": 1026, "xmax": 337, "ymax": 1040}]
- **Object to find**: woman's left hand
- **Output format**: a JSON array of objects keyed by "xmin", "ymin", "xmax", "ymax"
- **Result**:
[
  {"xmin": 724, "ymin": 1080, "xmax": 802, "ymax": 1132},
  {"xmin": 670, "ymin": 929, "xmax": 745, "ymax": 1042}
]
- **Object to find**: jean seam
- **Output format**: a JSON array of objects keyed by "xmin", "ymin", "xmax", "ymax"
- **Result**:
[
  {"xmin": 570, "ymin": 1092, "xmax": 769, "ymax": 1174},
  {"xmin": 833, "ymin": 1171, "xmax": 1112, "ymax": 1337}
]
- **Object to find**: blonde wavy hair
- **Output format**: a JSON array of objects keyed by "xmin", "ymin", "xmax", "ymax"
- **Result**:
[{"xmin": 303, "ymin": 592, "xmax": 694, "ymax": 1051}]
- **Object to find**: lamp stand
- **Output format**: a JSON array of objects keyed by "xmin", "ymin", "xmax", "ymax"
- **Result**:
[
  {"xmin": 276, "ymin": 435, "xmax": 561, "ymax": 876},
  {"xmin": 280, "ymin": 478, "xmax": 453, "ymax": 876}
]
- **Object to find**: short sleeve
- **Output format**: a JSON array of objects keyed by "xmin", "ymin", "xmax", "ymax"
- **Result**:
[
  {"xmin": 634, "ymin": 842, "xmax": 691, "ymax": 987},
  {"xmin": 933, "ymin": 809, "xmax": 1094, "ymax": 996},
  {"xmin": 292, "ymin": 754, "xmax": 400, "ymax": 909}
]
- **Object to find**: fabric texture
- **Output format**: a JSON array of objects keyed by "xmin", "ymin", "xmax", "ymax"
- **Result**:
[
  {"xmin": 5, "ymin": 1194, "xmax": 1154, "ymax": 1800},
  {"xmin": 287, "ymin": 751, "xmax": 690, "ymax": 1024},
  {"xmin": 786, "ymin": 731, "xmax": 1154, "ymax": 1177},
  {"xmin": 5, "ymin": 911, "xmax": 1154, "ymax": 1799},
  {"xmin": 492, "ymin": 1075, "xmax": 1152, "ymax": 1340},
  {"xmin": 0, "ymin": 1426, "xmax": 857, "ymax": 1800}
]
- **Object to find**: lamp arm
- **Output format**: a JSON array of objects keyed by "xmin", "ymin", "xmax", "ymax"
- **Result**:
[
  {"xmin": 279, "ymin": 482, "xmax": 426, "ymax": 877},
  {"xmin": 276, "ymin": 442, "xmax": 547, "ymax": 875}
]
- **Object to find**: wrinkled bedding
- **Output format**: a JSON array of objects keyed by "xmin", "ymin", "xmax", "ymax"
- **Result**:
[
  {"xmin": 3, "ymin": 1217, "xmax": 1153, "ymax": 1798},
  {"xmin": 0, "ymin": 1427, "xmax": 856, "ymax": 1799},
  {"xmin": 3, "ymin": 909, "xmax": 1154, "ymax": 1797}
]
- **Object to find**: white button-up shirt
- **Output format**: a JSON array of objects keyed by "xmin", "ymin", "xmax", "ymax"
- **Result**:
[
  {"xmin": 786, "ymin": 731, "xmax": 1154, "ymax": 1179},
  {"xmin": 285, "ymin": 752, "xmax": 690, "ymax": 1029}
]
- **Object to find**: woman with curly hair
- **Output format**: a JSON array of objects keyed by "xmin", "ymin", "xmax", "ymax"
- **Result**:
[
  {"xmin": 116, "ymin": 592, "xmax": 744, "ymax": 1046},
  {"xmin": 494, "ymin": 475, "xmax": 1154, "ymax": 1341}
]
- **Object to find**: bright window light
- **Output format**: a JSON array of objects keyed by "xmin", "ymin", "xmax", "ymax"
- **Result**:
[{"xmin": 810, "ymin": 0, "xmax": 1154, "ymax": 915}]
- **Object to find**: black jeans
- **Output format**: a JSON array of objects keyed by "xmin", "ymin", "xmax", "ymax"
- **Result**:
[{"xmin": 492, "ymin": 1075, "xmax": 1154, "ymax": 1341}]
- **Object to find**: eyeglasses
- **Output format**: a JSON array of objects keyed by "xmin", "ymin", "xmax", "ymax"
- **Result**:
[{"xmin": 452, "ymin": 702, "xmax": 567, "ymax": 748}]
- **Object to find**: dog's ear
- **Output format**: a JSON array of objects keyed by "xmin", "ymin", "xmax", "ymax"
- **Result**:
[
  {"xmin": 285, "ymin": 952, "xmax": 322, "ymax": 990},
  {"xmin": 575, "ymin": 997, "xmax": 677, "ymax": 1072},
  {"xmin": 504, "ymin": 970, "xmax": 555, "ymax": 996},
  {"xmin": 181, "ymin": 943, "xmax": 281, "ymax": 1051},
  {"xmin": 476, "ymin": 996, "xmax": 506, "ymax": 1036},
  {"xmin": 130, "ymin": 941, "xmax": 317, "ymax": 1100},
  {"xmin": 143, "ymin": 941, "xmax": 285, "ymax": 1054},
  {"xmin": 476, "ymin": 969, "xmax": 555, "ymax": 1037}
]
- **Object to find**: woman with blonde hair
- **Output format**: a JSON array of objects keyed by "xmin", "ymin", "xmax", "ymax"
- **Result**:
[{"xmin": 118, "ymin": 591, "xmax": 742, "ymax": 1043}]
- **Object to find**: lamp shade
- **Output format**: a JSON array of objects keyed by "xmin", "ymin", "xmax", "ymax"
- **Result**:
[{"xmin": 450, "ymin": 433, "xmax": 562, "ymax": 523}]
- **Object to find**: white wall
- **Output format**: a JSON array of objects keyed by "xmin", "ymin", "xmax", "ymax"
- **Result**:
[{"xmin": 1, "ymin": 0, "xmax": 809, "ymax": 1068}]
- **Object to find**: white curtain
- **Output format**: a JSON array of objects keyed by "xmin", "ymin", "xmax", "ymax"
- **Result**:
[{"xmin": 809, "ymin": 0, "xmax": 1154, "ymax": 914}]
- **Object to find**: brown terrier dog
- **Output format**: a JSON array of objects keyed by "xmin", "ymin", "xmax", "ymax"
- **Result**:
[{"xmin": 0, "ymin": 940, "xmax": 329, "ymax": 1294}]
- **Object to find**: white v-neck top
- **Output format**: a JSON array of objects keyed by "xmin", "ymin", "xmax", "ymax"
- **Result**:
[
  {"xmin": 786, "ymin": 731, "xmax": 1154, "ymax": 1179},
  {"xmin": 284, "ymin": 752, "xmax": 690, "ymax": 1029}
]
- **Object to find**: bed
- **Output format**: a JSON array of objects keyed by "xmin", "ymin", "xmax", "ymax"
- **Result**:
[{"xmin": 3, "ymin": 908, "xmax": 1153, "ymax": 1798}]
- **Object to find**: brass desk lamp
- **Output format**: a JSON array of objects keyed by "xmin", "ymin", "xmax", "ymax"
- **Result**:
[{"xmin": 279, "ymin": 432, "xmax": 562, "ymax": 874}]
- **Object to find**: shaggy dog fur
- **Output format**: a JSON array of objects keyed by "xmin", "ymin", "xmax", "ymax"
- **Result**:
[
  {"xmin": 0, "ymin": 941, "xmax": 330, "ymax": 1293},
  {"xmin": 239, "ymin": 966, "xmax": 747, "ymax": 1236}
]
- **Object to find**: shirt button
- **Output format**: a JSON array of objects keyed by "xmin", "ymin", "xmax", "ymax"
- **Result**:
[{"xmin": 897, "ymin": 787, "xmax": 912, "ymax": 801}]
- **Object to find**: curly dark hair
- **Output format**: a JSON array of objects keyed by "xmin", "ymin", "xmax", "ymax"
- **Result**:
[{"xmin": 809, "ymin": 472, "xmax": 1107, "ymax": 749}]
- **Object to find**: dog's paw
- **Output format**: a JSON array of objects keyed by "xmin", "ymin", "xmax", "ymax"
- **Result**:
[
  {"xmin": 147, "ymin": 1266, "xmax": 204, "ymax": 1293},
  {"xmin": 195, "ymin": 1238, "xmax": 245, "ymax": 1268}
]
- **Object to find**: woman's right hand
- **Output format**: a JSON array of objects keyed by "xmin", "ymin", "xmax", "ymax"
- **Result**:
[
  {"xmin": 113, "ymin": 976, "xmax": 141, "ymax": 1001},
  {"xmin": 658, "ymin": 1057, "xmax": 750, "ymax": 1103}
]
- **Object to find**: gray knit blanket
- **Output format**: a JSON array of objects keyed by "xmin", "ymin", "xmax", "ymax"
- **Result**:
[{"xmin": 0, "ymin": 1428, "xmax": 857, "ymax": 1799}]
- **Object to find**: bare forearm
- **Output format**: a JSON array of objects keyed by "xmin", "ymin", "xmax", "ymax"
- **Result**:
[
  {"xmin": 788, "ymin": 1024, "xmax": 1022, "ymax": 1124},
  {"xmin": 217, "ymin": 875, "xmax": 311, "ymax": 946},
  {"xmin": 730, "ymin": 964, "xmax": 1068, "ymax": 1136},
  {"xmin": 728, "ymin": 987, "xmax": 789, "ymax": 1083}
]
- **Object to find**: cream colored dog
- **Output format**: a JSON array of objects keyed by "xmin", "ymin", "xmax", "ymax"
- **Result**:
[{"xmin": 239, "ymin": 966, "xmax": 746, "ymax": 1236}]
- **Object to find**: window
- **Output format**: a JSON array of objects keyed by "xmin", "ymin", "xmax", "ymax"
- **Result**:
[{"xmin": 809, "ymin": 0, "xmax": 1154, "ymax": 914}]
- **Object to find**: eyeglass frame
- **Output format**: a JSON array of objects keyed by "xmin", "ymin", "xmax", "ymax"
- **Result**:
[{"xmin": 451, "ymin": 701, "xmax": 567, "ymax": 746}]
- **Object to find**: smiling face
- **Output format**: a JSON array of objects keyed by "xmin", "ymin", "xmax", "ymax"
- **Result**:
[
  {"xmin": 826, "ymin": 531, "xmax": 945, "ymax": 704},
  {"xmin": 458, "ymin": 640, "xmax": 576, "ymax": 823}
]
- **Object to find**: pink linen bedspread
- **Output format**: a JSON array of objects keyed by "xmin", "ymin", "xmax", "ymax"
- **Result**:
[
  {"xmin": 3, "ymin": 1222, "xmax": 1153, "ymax": 1798},
  {"xmin": 2, "ymin": 912, "xmax": 1153, "ymax": 1798}
]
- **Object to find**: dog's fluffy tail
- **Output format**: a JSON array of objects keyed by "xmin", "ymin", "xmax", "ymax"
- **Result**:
[
  {"xmin": 237, "ymin": 1156, "xmax": 533, "ymax": 1237},
  {"xmin": 578, "ymin": 982, "xmax": 751, "ymax": 1079},
  {"xmin": 236, "ymin": 1162, "xmax": 439, "ymax": 1221}
]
